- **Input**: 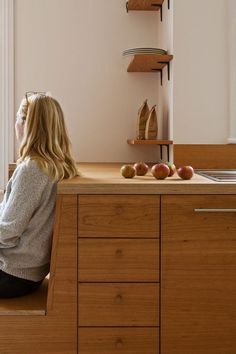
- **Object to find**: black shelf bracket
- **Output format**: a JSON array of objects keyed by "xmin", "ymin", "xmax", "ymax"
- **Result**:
[
  {"xmin": 160, "ymin": 144, "xmax": 170, "ymax": 162},
  {"xmin": 126, "ymin": 1, "xmax": 129, "ymax": 12},
  {"xmin": 152, "ymin": 68, "xmax": 163, "ymax": 85},
  {"xmin": 152, "ymin": 61, "xmax": 171, "ymax": 85},
  {"xmin": 158, "ymin": 61, "xmax": 171, "ymax": 80},
  {"xmin": 168, "ymin": 0, "xmax": 170, "ymax": 10},
  {"xmin": 151, "ymin": 4, "xmax": 163, "ymax": 21}
]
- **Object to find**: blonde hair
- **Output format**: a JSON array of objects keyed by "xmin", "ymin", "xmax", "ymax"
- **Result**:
[{"xmin": 16, "ymin": 93, "xmax": 79, "ymax": 182}]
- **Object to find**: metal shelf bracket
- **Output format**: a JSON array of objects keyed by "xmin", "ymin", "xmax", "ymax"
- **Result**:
[
  {"xmin": 160, "ymin": 144, "xmax": 170, "ymax": 162},
  {"xmin": 151, "ymin": 4, "xmax": 163, "ymax": 21},
  {"xmin": 151, "ymin": 68, "xmax": 163, "ymax": 85}
]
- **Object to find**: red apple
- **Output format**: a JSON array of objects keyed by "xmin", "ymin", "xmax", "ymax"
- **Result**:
[
  {"xmin": 166, "ymin": 162, "xmax": 176, "ymax": 177},
  {"xmin": 120, "ymin": 164, "xmax": 136, "ymax": 178},
  {"xmin": 151, "ymin": 163, "xmax": 170, "ymax": 180},
  {"xmin": 133, "ymin": 161, "xmax": 149, "ymax": 176},
  {"xmin": 177, "ymin": 165, "xmax": 194, "ymax": 180}
]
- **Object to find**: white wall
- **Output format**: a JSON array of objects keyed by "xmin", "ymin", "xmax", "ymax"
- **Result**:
[
  {"xmin": 14, "ymin": 0, "xmax": 229, "ymax": 161},
  {"xmin": 173, "ymin": 0, "xmax": 229, "ymax": 144},
  {"xmin": 14, "ymin": 0, "xmax": 172, "ymax": 163}
]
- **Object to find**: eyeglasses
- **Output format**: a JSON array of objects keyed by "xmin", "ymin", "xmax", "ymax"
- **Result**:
[
  {"xmin": 21, "ymin": 91, "xmax": 47, "ymax": 120},
  {"xmin": 25, "ymin": 91, "xmax": 46, "ymax": 105}
]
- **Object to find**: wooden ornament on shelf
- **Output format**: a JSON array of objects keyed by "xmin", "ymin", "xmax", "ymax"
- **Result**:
[
  {"xmin": 136, "ymin": 99, "xmax": 150, "ymax": 140},
  {"xmin": 145, "ymin": 105, "xmax": 158, "ymax": 139}
]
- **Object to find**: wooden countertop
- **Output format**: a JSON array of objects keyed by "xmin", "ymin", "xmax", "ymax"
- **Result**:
[{"xmin": 57, "ymin": 163, "xmax": 236, "ymax": 195}]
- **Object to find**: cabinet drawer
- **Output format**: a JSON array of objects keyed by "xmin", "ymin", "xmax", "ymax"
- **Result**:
[
  {"xmin": 162, "ymin": 195, "xmax": 236, "ymax": 243},
  {"xmin": 78, "ymin": 195, "xmax": 159, "ymax": 238},
  {"xmin": 78, "ymin": 327, "xmax": 159, "ymax": 354},
  {"xmin": 78, "ymin": 283, "xmax": 159, "ymax": 326},
  {"xmin": 78, "ymin": 238, "xmax": 159, "ymax": 281}
]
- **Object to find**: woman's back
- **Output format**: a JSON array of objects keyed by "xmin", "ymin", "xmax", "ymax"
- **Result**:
[{"xmin": 0, "ymin": 159, "xmax": 57, "ymax": 281}]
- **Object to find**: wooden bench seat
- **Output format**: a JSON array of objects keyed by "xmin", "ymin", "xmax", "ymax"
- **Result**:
[{"xmin": 0, "ymin": 276, "xmax": 48, "ymax": 315}]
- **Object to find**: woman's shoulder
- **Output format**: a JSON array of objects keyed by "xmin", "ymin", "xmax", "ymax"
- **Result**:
[
  {"xmin": 14, "ymin": 159, "xmax": 40, "ymax": 175},
  {"xmin": 13, "ymin": 159, "xmax": 54, "ymax": 184}
]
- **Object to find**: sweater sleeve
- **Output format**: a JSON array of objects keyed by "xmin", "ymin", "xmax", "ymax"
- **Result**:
[{"xmin": 0, "ymin": 163, "xmax": 48, "ymax": 248}]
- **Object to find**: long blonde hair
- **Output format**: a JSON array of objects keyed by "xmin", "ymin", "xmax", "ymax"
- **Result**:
[{"xmin": 16, "ymin": 93, "xmax": 79, "ymax": 182}]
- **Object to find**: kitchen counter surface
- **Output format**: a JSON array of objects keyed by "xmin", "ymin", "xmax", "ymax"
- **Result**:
[{"xmin": 57, "ymin": 163, "xmax": 236, "ymax": 194}]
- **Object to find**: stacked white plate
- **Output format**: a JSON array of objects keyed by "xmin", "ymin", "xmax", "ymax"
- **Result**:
[{"xmin": 123, "ymin": 47, "xmax": 167, "ymax": 56}]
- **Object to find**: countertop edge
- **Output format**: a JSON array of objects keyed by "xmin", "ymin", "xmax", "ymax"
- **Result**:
[{"xmin": 57, "ymin": 183, "xmax": 236, "ymax": 195}]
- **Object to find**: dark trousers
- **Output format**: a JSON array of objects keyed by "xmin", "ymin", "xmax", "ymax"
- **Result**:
[{"xmin": 0, "ymin": 269, "xmax": 44, "ymax": 298}]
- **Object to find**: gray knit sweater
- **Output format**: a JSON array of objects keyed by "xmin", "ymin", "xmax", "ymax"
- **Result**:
[{"xmin": 0, "ymin": 159, "xmax": 57, "ymax": 281}]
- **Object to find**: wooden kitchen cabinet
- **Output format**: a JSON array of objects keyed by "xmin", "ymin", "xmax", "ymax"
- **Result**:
[
  {"xmin": 78, "ymin": 195, "xmax": 160, "ymax": 354},
  {"xmin": 4, "ymin": 163, "xmax": 236, "ymax": 354},
  {"xmin": 161, "ymin": 195, "xmax": 236, "ymax": 354}
]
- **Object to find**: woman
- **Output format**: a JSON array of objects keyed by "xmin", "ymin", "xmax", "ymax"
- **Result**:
[{"xmin": 0, "ymin": 92, "xmax": 79, "ymax": 298}]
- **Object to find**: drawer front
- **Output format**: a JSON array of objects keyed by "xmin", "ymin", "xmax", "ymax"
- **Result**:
[
  {"xmin": 78, "ymin": 238, "xmax": 159, "ymax": 282},
  {"xmin": 78, "ymin": 327, "xmax": 159, "ymax": 354},
  {"xmin": 78, "ymin": 195, "xmax": 159, "ymax": 238},
  {"xmin": 78, "ymin": 283, "xmax": 159, "ymax": 326},
  {"xmin": 162, "ymin": 195, "xmax": 236, "ymax": 243}
]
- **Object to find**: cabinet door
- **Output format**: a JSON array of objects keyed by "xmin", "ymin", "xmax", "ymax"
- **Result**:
[{"xmin": 161, "ymin": 195, "xmax": 236, "ymax": 354}]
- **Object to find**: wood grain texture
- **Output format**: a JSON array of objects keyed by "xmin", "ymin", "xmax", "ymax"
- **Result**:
[
  {"xmin": 0, "ymin": 194, "xmax": 78, "ymax": 354},
  {"xmin": 78, "ymin": 327, "xmax": 159, "ymax": 354},
  {"xmin": 10, "ymin": 162, "xmax": 236, "ymax": 195},
  {"xmin": 161, "ymin": 195, "xmax": 236, "ymax": 354},
  {"xmin": 127, "ymin": 0, "xmax": 164, "ymax": 11},
  {"xmin": 57, "ymin": 195, "xmax": 77, "ymax": 234},
  {"xmin": 78, "ymin": 238, "xmax": 159, "ymax": 281},
  {"xmin": 79, "ymin": 283, "xmax": 159, "ymax": 326},
  {"xmin": 0, "ymin": 278, "xmax": 48, "ymax": 315},
  {"xmin": 78, "ymin": 195, "xmax": 160, "ymax": 238},
  {"xmin": 127, "ymin": 139, "xmax": 173, "ymax": 145},
  {"xmin": 174, "ymin": 144, "xmax": 236, "ymax": 169},
  {"xmin": 127, "ymin": 54, "xmax": 173, "ymax": 72},
  {"xmin": 57, "ymin": 163, "xmax": 236, "ymax": 195}
]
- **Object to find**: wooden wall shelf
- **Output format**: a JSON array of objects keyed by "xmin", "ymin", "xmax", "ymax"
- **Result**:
[
  {"xmin": 127, "ymin": 139, "xmax": 173, "ymax": 145},
  {"xmin": 126, "ymin": 0, "xmax": 165, "ymax": 11},
  {"xmin": 127, "ymin": 54, "xmax": 173, "ymax": 84},
  {"xmin": 127, "ymin": 54, "xmax": 173, "ymax": 72},
  {"xmin": 126, "ymin": 0, "xmax": 170, "ymax": 20},
  {"xmin": 127, "ymin": 139, "xmax": 173, "ymax": 161}
]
